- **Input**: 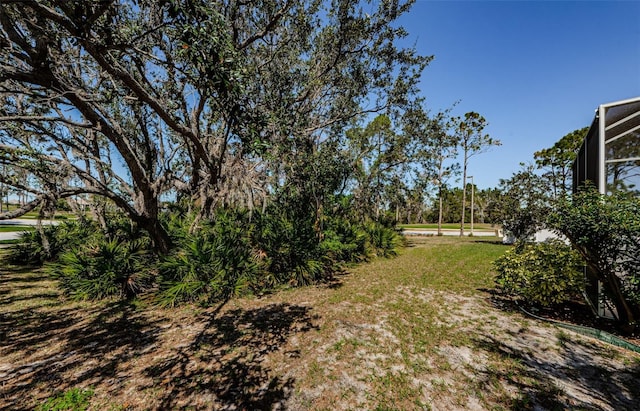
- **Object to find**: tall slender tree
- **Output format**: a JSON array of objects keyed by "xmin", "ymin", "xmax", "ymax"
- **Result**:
[
  {"xmin": 427, "ymin": 111, "xmax": 459, "ymax": 235},
  {"xmin": 455, "ymin": 112, "xmax": 500, "ymax": 236},
  {"xmin": 534, "ymin": 127, "xmax": 588, "ymax": 199}
]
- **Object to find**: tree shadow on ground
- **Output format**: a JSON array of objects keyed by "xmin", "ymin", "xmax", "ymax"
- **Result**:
[
  {"xmin": 470, "ymin": 318, "xmax": 640, "ymax": 409},
  {"xmin": 0, "ymin": 264, "xmax": 163, "ymax": 410},
  {"xmin": 1, "ymin": 262, "xmax": 321, "ymax": 410},
  {"xmin": 143, "ymin": 303, "xmax": 319, "ymax": 410}
]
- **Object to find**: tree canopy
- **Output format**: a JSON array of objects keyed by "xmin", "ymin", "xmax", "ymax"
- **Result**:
[{"xmin": 0, "ymin": 0, "xmax": 430, "ymax": 253}]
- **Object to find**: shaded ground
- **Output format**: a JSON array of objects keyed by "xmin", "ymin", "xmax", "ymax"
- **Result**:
[{"xmin": 1, "ymin": 237, "xmax": 639, "ymax": 410}]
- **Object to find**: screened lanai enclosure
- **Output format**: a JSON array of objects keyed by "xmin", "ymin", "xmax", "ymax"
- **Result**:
[
  {"xmin": 572, "ymin": 97, "xmax": 640, "ymax": 319},
  {"xmin": 573, "ymin": 97, "xmax": 640, "ymax": 195}
]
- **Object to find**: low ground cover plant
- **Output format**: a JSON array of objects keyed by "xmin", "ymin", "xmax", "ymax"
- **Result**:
[{"xmin": 35, "ymin": 387, "xmax": 94, "ymax": 411}]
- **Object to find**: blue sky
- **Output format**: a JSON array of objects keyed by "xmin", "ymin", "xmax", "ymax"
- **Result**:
[{"xmin": 397, "ymin": 0, "xmax": 640, "ymax": 189}]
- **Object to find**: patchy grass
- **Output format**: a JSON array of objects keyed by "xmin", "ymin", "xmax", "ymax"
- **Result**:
[
  {"xmin": 1, "ymin": 238, "xmax": 639, "ymax": 410},
  {"xmin": 36, "ymin": 387, "xmax": 94, "ymax": 411},
  {"xmin": 0, "ymin": 225, "xmax": 35, "ymax": 233}
]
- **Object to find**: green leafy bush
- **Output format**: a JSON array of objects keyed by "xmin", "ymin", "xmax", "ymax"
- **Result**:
[
  {"xmin": 251, "ymin": 207, "xmax": 329, "ymax": 287},
  {"xmin": 549, "ymin": 187, "xmax": 640, "ymax": 328},
  {"xmin": 493, "ymin": 239, "xmax": 585, "ymax": 306},
  {"xmin": 5, "ymin": 228, "xmax": 52, "ymax": 265},
  {"xmin": 7, "ymin": 200, "xmax": 407, "ymax": 305},
  {"xmin": 320, "ymin": 217, "xmax": 368, "ymax": 263},
  {"xmin": 364, "ymin": 222, "xmax": 404, "ymax": 258}
]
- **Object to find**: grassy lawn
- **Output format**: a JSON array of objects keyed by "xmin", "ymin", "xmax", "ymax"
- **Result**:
[
  {"xmin": 0, "ymin": 225, "xmax": 35, "ymax": 233},
  {"xmin": 1, "ymin": 237, "xmax": 639, "ymax": 410},
  {"xmin": 0, "ymin": 203, "xmax": 36, "ymax": 217},
  {"xmin": 400, "ymin": 223, "xmax": 497, "ymax": 230}
]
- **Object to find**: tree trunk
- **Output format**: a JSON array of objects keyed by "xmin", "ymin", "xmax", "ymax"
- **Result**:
[
  {"xmin": 600, "ymin": 265, "xmax": 637, "ymax": 332},
  {"xmin": 460, "ymin": 166, "xmax": 467, "ymax": 237},
  {"xmin": 90, "ymin": 200, "xmax": 108, "ymax": 232},
  {"xmin": 138, "ymin": 216, "xmax": 172, "ymax": 255},
  {"xmin": 133, "ymin": 191, "xmax": 172, "ymax": 255}
]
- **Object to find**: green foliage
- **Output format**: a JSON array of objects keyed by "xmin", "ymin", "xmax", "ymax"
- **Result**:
[
  {"xmin": 250, "ymin": 207, "xmax": 311, "ymax": 287},
  {"xmin": 6, "ymin": 201, "xmax": 406, "ymax": 306},
  {"xmin": 157, "ymin": 210, "xmax": 258, "ymax": 307},
  {"xmin": 6, "ymin": 217, "xmax": 158, "ymax": 300},
  {"xmin": 0, "ymin": 0, "xmax": 429, "ymax": 253},
  {"xmin": 291, "ymin": 258, "xmax": 325, "ymax": 287},
  {"xmin": 5, "ymin": 219, "xmax": 97, "ymax": 265},
  {"xmin": 55, "ymin": 198, "xmax": 72, "ymax": 212},
  {"xmin": 5, "ymin": 228, "xmax": 51, "ymax": 265},
  {"xmin": 320, "ymin": 217, "xmax": 368, "ymax": 263},
  {"xmin": 496, "ymin": 164, "xmax": 551, "ymax": 242},
  {"xmin": 364, "ymin": 222, "xmax": 404, "ymax": 258},
  {"xmin": 548, "ymin": 186, "xmax": 640, "ymax": 326},
  {"xmin": 156, "ymin": 203, "xmax": 405, "ymax": 306},
  {"xmin": 494, "ymin": 239, "xmax": 585, "ymax": 306},
  {"xmin": 51, "ymin": 237, "xmax": 154, "ymax": 300},
  {"xmin": 36, "ymin": 387, "xmax": 94, "ymax": 411},
  {"xmin": 0, "ymin": 0, "xmax": 426, "ymax": 306},
  {"xmin": 534, "ymin": 127, "xmax": 587, "ymax": 198}
]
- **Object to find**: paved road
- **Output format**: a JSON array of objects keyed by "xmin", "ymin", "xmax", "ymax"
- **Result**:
[
  {"xmin": 0, "ymin": 218, "xmax": 60, "ymax": 226},
  {"xmin": 0, "ymin": 220, "xmax": 502, "ymax": 241},
  {"xmin": 0, "ymin": 218, "xmax": 59, "ymax": 241},
  {"xmin": 0, "ymin": 232, "xmax": 24, "ymax": 241}
]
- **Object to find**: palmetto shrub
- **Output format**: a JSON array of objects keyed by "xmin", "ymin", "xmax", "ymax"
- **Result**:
[
  {"xmin": 157, "ymin": 210, "xmax": 258, "ymax": 307},
  {"xmin": 6, "ymin": 228, "xmax": 53, "ymax": 265},
  {"xmin": 363, "ymin": 221, "xmax": 404, "ymax": 258},
  {"xmin": 51, "ymin": 237, "xmax": 155, "ymax": 300},
  {"xmin": 320, "ymin": 217, "xmax": 368, "ymax": 263},
  {"xmin": 6, "ymin": 219, "xmax": 98, "ymax": 265}
]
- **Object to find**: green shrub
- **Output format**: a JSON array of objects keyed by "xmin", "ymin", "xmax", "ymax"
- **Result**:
[
  {"xmin": 290, "ymin": 258, "xmax": 325, "ymax": 286},
  {"xmin": 364, "ymin": 222, "xmax": 404, "ymax": 258},
  {"xmin": 157, "ymin": 210, "xmax": 258, "ymax": 307},
  {"xmin": 36, "ymin": 387, "xmax": 94, "ymax": 411},
  {"xmin": 51, "ymin": 237, "xmax": 154, "ymax": 300},
  {"xmin": 6, "ymin": 219, "xmax": 98, "ymax": 265},
  {"xmin": 5, "ymin": 228, "xmax": 51, "ymax": 265},
  {"xmin": 103, "ymin": 213, "xmax": 150, "ymax": 243},
  {"xmin": 549, "ymin": 187, "xmax": 640, "ymax": 328},
  {"xmin": 493, "ymin": 239, "xmax": 585, "ymax": 306},
  {"xmin": 251, "ymin": 207, "xmax": 329, "ymax": 286},
  {"xmin": 320, "ymin": 217, "xmax": 368, "ymax": 263}
]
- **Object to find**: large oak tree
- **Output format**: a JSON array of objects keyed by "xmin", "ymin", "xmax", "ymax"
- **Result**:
[{"xmin": 0, "ymin": 0, "xmax": 429, "ymax": 253}]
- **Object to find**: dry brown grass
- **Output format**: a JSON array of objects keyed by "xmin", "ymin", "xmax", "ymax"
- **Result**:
[{"xmin": 1, "ymin": 238, "xmax": 640, "ymax": 410}]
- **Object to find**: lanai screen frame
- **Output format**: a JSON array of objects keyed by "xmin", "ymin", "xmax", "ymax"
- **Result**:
[
  {"xmin": 573, "ymin": 96, "xmax": 640, "ymax": 194},
  {"xmin": 572, "ymin": 96, "xmax": 640, "ymax": 318}
]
